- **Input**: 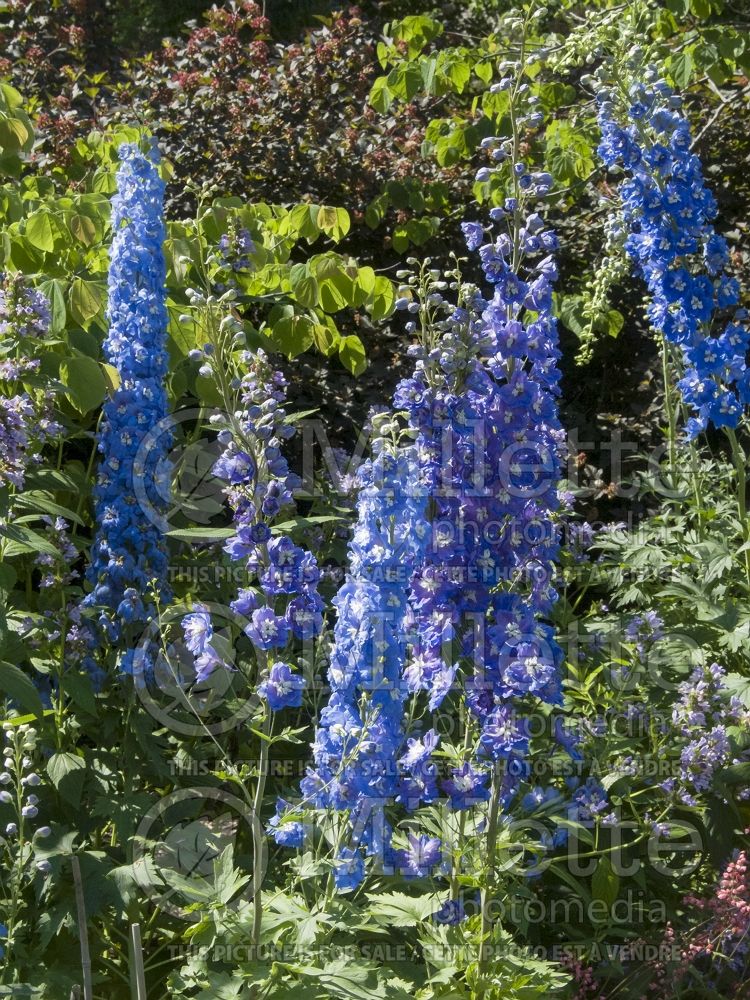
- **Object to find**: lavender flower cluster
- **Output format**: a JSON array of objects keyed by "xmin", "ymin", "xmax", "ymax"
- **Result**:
[
  {"xmin": 0, "ymin": 272, "xmax": 60, "ymax": 491},
  {"xmin": 667, "ymin": 661, "xmax": 748, "ymax": 806},
  {"xmin": 181, "ymin": 349, "xmax": 322, "ymax": 700}
]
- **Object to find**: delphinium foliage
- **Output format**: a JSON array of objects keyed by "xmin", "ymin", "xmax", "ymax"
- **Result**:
[{"xmin": 84, "ymin": 142, "xmax": 171, "ymax": 630}]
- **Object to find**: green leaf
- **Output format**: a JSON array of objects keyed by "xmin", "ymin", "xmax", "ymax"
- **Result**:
[
  {"xmin": 339, "ymin": 335, "xmax": 366, "ymax": 375},
  {"xmin": 47, "ymin": 752, "xmax": 86, "ymax": 807},
  {"xmin": 669, "ymin": 48, "xmax": 695, "ymax": 88},
  {"xmin": 101, "ymin": 362, "xmax": 121, "ymax": 394},
  {"xmin": 69, "ymin": 213, "xmax": 98, "ymax": 247},
  {"xmin": 592, "ymin": 856, "xmax": 619, "ymax": 913},
  {"xmin": 317, "ymin": 206, "xmax": 350, "ymax": 242},
  {"xmin": 68, "ymin": 277, "xmax": 106, "ymax": 328},
  {"xmin": 370, "ymin": 276, "xmax": 395, "ymax": 321},
  {"xmin": 38, "ymin": 279, "xmax": 67, "ymax": 335},
  {"xmin": 13, "ymin": 492, "xmax": 84, "ymax": 525},
  {"xmin": 289, "ymin": 264, "xmax": 319, "ymax": 308},
  {"xmin": 0, "ymin": 112, "xmax": 32, "ymax": 154},
  {"xmin": 1, "ymin": 522, "xmax": 61, "ymax": 557},
  {"xmin": 272, "ymin": 313, "xmax": 314, "ymax": 358},
  {"xmin": 0, "ymin": 564, "xmax": 17, "ymax": 599},
  {"xmin": 474, "ymin": 59, "xmax": 492, "ymax": 85},
  {"xmin": 370, "ymin": 77, "xmax": 394, "ymax": 114},
  {"xmin": 271, "ymin": 515, "xmax": 346, "ymax": 535},
  {"xmin": 0, "ymin": 84, "xmax": 24, "ymax": 111},
  {"xmin": 25, "ymin": 210, "xmax": 57, "ymax": 253},
  {"xmin": 367, "ymin": 891, "xmax": 439, "ymax": 927},
  {"xmin": 319, "ymin": 272, "xmax": 355, "ymax": 313},
  {"xmin": 167, "ymin": 301, "xmax": 196, "ymax": 356},
  {"xmin": 544, "ymin": 120, "xmax": 594, "ymax": 184},
  {"xmin": 284, "ymin": 204, "xmax": 320, "ymax": 244},
  {"xmin": 0, "ymin": 661, "xmax": 44, "ymax": 718},
  {"xmin": 165, "ymin": 527, "xmax": 235, "ymax": 541},
  {"xmin": 60, "ymin": 356, "xmax": 106, "ymax": 413}
]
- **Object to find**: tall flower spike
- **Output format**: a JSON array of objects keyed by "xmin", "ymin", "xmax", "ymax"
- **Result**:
[
  {"xmin": 85, "ymin": 143, "xmax": 171, "ymax": 623},
  {"xmin": 597, "ymin": 73, "xmax": 750, "ymax": 437},
  {"xmin": 396, "ymin": 149, "xmax": 566, "ymax": 798},
  {"xmin": 286, "ymin": 428, "xmax": 430, "ymax": 885}
]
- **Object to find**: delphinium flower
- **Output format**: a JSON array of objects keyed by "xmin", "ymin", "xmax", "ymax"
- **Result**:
[
  {"xmin": 394, "ymin": 131, "xmax": 566, "ymax": 807},
  {"xmin": 277, "ymin": 79, "xmax": 568, "ymax": 897},
  {"xmin": 85, "ymin": 142, "xmax": 171, "ymax": 626},
  {"xmin": 283, "ymin": 420, "xmax": 430, "ymax": 883},
  {"xmin": 596, "ymin": 70, "xmax": 750, "ymax": 437}
]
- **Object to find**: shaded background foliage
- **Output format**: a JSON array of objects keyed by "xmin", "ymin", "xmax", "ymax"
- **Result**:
[{"xmin": 4, "ymin": 0, "xmax": 750, "ymax": 483}]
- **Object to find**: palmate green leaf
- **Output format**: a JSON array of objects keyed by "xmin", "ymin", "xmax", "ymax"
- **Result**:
[
  {"xmin": 282, "ymin": 959, "xmax": 390, "ymax": 1000},
  {"xmin": 213, "ymin": 845, "xmax": 251, "ymax": 905},
  {"xmin": 544, "ymin": 120, "xmax": 595, "ymax": 184},
  {"xmin": 367, "ymin": 891, "xmax": 440, "ymax": 927},
  {"xmin": 0, "ymin": 661, "xmax": 44, "ymax": 718}
]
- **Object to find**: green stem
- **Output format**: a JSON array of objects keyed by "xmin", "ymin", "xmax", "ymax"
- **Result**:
[
  {"xmin": 726, "ymin": 428, "xmax": 750, "ymax": 588},
  {"xmin": 478, "ymin": 763, "xmax": 502, "ymax": 980},
  {"xmin": 251, "ymin": 704, "xmax": 271, "ymax": 957},
  {"xmin": 660, "ymin": 335, "xmax": 678, "ymax": 491}
]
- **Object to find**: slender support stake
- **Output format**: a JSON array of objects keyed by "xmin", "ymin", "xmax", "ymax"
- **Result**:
[
  {"xmin": 71, "ymin": 856, "xmax": 93, "ymax": 1000},
  {"xmin": 130, "ymin": 923, "xmax": 147, "ymax": 1000}
]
